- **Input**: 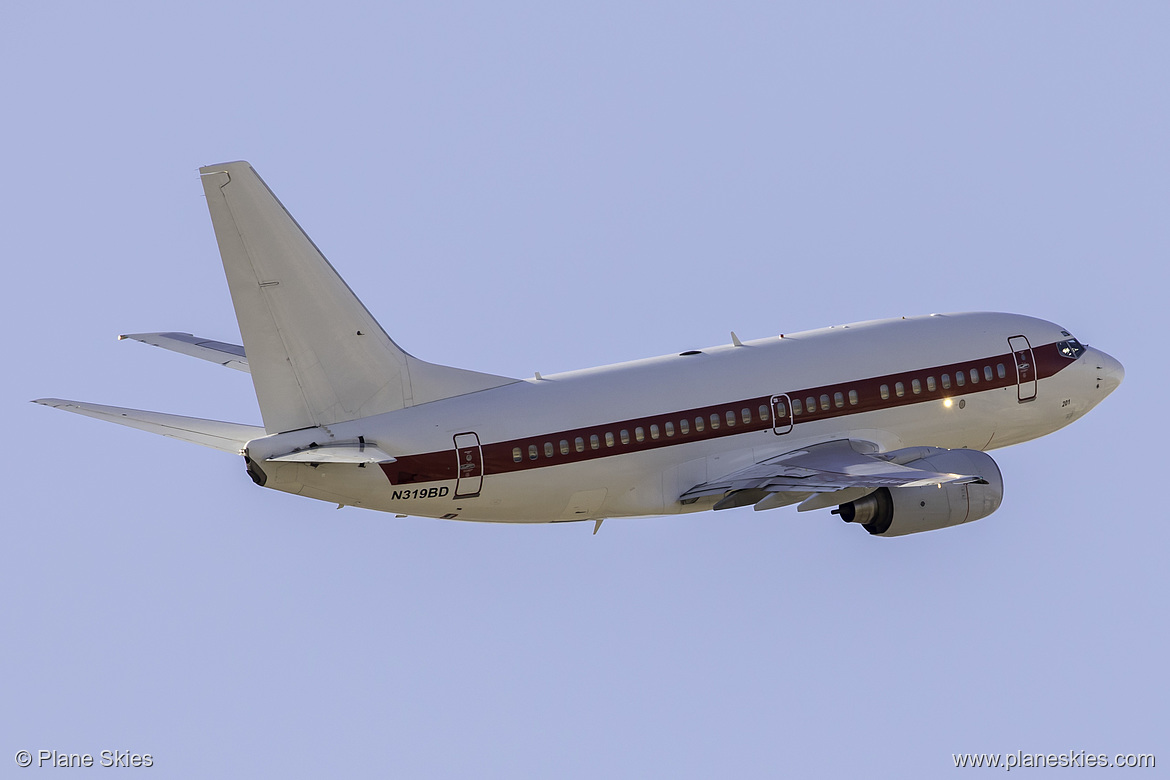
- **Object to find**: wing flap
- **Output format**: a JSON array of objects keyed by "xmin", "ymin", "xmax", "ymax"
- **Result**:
[
  {"xmin": 120, "ymin": 332, "xmax": 250, "ymax": 372},
  {"xmin": 33, "ymin": 398, "xmax": 263, "ymax": 454}
]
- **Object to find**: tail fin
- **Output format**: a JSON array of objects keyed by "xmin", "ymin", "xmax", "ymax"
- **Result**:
[{"xmin": 199, "ymin": 162, "xmax": 515, "ymax": 433}]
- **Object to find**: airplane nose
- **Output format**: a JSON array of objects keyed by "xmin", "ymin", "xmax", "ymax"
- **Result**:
[{"xmin": 1092, "ymin": 349, "xmax": 1124, "ymax": 396}]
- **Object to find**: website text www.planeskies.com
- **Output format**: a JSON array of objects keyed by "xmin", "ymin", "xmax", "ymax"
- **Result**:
[{"xmin": 953, "ymin": 750, "xmax": 1154, "ymax": 770}]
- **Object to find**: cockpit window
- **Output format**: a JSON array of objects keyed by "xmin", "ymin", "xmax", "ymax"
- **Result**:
[{"xmin": 1058, "ymin": 338, "xmax": 1085, "ymax": 359}]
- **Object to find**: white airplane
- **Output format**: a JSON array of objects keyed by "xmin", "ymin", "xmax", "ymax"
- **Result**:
[{"xmin": 35, "ymin": 162, "xmax": 1124, "ymax": 536}]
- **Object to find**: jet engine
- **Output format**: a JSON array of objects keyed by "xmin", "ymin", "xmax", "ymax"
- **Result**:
[{"xmin": 833, "ymin": 449, "xmax": 1003, "ymax": 537}]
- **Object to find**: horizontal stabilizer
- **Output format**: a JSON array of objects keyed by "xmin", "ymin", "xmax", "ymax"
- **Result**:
[
  {"xmin": 265, "ymin": 441, "xmax": 396, "ymax": 464},
  {"xmin": 120, "ymin": 332, "xmax": 249, "ymax": 372},
  {"xmin": 33, "ymin": 398, "xmax": 263, "ymax": 454}
]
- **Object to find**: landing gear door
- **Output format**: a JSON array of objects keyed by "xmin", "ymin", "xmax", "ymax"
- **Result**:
[
  {"xmin": 453, "ymin": 432, "xmax": 483, "ymax": 498},
  {"xmin": 771, "ymin": 394, "xmax": 793, "ymax": 435},
  {"xmin": 1008, "ymin": 335, "xmax": 1037, "ymax": 402}
]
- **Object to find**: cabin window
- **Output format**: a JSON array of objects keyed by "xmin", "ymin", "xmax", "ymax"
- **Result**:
[
  {"xmin": 590, "ymin": 434, "xmax": 600, "ymax": 450},
  {"xmin": 772, "ymin": 401, "xmax": 785, "ymax": 419},
  {"xmin": 941, "ymin": 374, "xmax": 951, "ymax": 389},
  {"xmin": 820, "ymin": 394, "xmax": 830, "ymax": 411},
  {"xmin": 895, "ymin": 382, "xmax": 905, "ymax": 397},
  {"xmin": 984, "ymin": 366, "xmax": 993, "ymax": 382},
  {"xmin": 635, "ymin": 426, "xmax": 646, "ymax": 442},
  {"xmin": 544, "ymin": 442, "xmax": 554, "ymax": 458},
  {"xmin": 620, "ymin": 429, "xmax": 630, "ymax": 445},
  {"xmin": 725, "ymin": 410, "xmax": 736, "ymax": 427},
  {"xmin": 741, "ymin": 408, "xmax": 752, "ymax": 424},
  {"xmin": 970, "ymin": 369, "xmax": 979, "ymax": 384},
  {"xmin": 709, "ymin": 413, "xmax": 720, "ymax": 430},
  {"xmin": 806, "ymin": 397, "xmax": 817, "ymax": 414},
  {"xmin": 560, "ymin": 440, "xmax": 570, "ymax": 455},
  {"xmin": 665, "ymin": 421, "xmax": 675, "ymax": 437},
  {"xmin": 956, "ymin": 371, "xmax": 965, "ymax": 387},
  {"xmin": 848, "ymin": 389, "xmax": 858, "ymax": 406},
  {"xmin": 912, "ymin": 379, "xmax": 922, "ymax": 395},
  {"xmin": 650, "ymin": 424, "xmax": 660, "ymax": 440},
  {"xmin": 833, "ymin": 391, "xmax": 844, "ymax": 408},
  {"xmin": 926, "ymin": 376, "xmax": 936, "ymax": 392},
  {"xmin": 694, "ymin": 417, "xmax": 704, "ymax": 432},
  {"xmin": 512, "ymin": 447, "xmax": 522, "ymax": 463},
  {"xmin": 759, "ymin": 404, "xmax": 771, "ymax": 422},
  {"xmin": 792, "ymin": 398, "xmax": 803, "ymax": 415},
  {"xmin": 997, "ymin": 363, "xmax": 1007, "ymax": 379},
  {"xmin": 680, "ymin": 419, "xmax": 690, "ymax": 435},
  {"xmin": 528, "ymin": 444, "xmax": 538, "ymax": 460},
  {"xmin": 880, "ymin": 384, "xmax": 890, "ymax": 400},
  {"xmin": 605, "ymin": 432, "xmax": 615, "ymax": 447},
  {"xmin": 574, "ymin": 436, "xmax": 585, "ymax": 453}
]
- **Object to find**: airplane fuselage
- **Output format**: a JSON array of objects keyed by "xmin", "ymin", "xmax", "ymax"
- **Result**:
[{"xmin": 244, "ymin": 312, "xmax": 1121, "ymax": 523}]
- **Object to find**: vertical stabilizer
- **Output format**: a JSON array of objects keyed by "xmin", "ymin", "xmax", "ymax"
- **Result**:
[{"xmin": 199, "ymin": 162, "xmax": 515, "ymax": 433}]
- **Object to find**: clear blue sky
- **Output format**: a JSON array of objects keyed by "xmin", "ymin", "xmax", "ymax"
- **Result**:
[{"xmin": 3, "ymin": 3, "xmax": 1165, "ymax": 777}]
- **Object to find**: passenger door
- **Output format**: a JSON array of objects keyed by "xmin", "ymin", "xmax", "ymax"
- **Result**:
[
  {"xmin": 453, "ymin": 432, "xmax": 483, "ymax": 497},
  {"xmin": 1008, "ymin": 335, "xmax": 1037, "ymax": 402}
]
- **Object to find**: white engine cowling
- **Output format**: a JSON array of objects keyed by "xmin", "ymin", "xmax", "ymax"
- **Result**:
[{"xmin": 833, "ymin": 449, "xmax": 1004, "ymax": 537}]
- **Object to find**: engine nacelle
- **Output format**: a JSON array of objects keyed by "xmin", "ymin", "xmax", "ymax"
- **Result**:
[{"xmin": 833, "ymin": 449, "xmax": 1003, "ymax": 537}]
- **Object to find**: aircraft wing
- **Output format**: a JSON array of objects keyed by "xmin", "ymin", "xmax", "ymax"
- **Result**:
[
  {"xmin": 119, "ymin": 332, "xmax": 250, "ymax": 372},
  {"xmin": 680, "ymin": 439, "xmax": 982, "ymax": 511},
  {"xmin": 33, "ymin": 398, "xmax": 263, "ymax": 453}
]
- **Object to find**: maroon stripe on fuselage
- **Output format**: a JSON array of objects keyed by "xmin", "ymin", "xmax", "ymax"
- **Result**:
[{"xmin": 379, "ymin": 342, "xmax": 1075, "ymax": 486}]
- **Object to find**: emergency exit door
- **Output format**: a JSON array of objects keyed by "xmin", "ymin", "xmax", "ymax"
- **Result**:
[{"xmin": 771, "ymin": 394, "xmax": 793, "ymax": 434}]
